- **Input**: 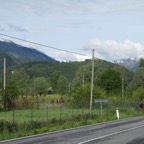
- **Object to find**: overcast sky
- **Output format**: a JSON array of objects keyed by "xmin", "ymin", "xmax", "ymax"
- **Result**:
[{"xmin": 0, "ymin": 0, "xmax": 144, "ymax": 62}]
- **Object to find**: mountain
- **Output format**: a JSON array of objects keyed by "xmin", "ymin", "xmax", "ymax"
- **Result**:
[
  {"xmin": 0, "ymin": 39, "xmax": 56, "ymax": 67},
  {"xmin": 114, "ymin": 58, "xmax": 140, "ymax": 72}
]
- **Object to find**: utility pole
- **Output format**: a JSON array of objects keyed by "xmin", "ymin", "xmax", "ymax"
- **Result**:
[
  {"xmin": 122, "ymin": 77, "xmax": 124, "ymax": 98},
  {"xmin": 3, "ymin": 57, "xmax": 6, "ymax": 110},
  {"xmin": 90, "ymin": 49, "xmax": 94, "ymax": 115},
  {"xmin": 4, "ymin": 57, "xmax": 6, "ymax": 95},
  {"xmin": 69, "ymin": 83, "xmax": 71, "ymax": 93},
  {"xmin": 83, "ymin": 72, "xmax": 85, "ymax": 88}
]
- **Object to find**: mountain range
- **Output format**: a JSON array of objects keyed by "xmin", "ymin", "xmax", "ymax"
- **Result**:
[
  {"xmin": 0, "ymin": 39, "xmax": 56, "ymax": 67},
  {"xmin": 0, "ymin": 39, "xmax": 141, "ymax": 72},
  {"xmin": 114, "ymin": 58, "xmax": 140, "ymax": 72}
]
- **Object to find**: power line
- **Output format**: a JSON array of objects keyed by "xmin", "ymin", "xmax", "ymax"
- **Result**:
[{"xmin": 0, "ymin": 33, "xmax": 91, "ymax": 58}]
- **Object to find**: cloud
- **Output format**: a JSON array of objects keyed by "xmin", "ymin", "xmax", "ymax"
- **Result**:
[
  {"xmin": 7, "ymin": 24, "xmax": 28, "ymax": 32},
  {"xmin": 2, "ymin": 0, "xmax": 143, "ymax": 18},
  {"xmin": 44, "ymin": 51, "xmax": 90, "ymax": 62},
  {"xmin": 0, "ymin": 24, "xmax": 28, "ymax": 32},
  {"xmin": 83, "ymin": 39, "xmax": 144, "ymax": 62},
  {"xmin": 43, "ymin": 0, "xmax": 144, "ymax": 15},
  {"xmin": 0, "ymin": 26, "xmax": 5, "ymax": 31}
]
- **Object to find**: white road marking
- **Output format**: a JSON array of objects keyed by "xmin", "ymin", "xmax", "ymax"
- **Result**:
[{"xmin": 78, "ymin": 124, "xmax": 144, "ymax": 144}]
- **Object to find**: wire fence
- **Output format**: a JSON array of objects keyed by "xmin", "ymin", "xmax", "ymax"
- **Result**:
[
  {"xmin": 0, "ymin": 97, "xmax": 140, "ymax": 124},
  {"xmin": 0, "ymin": 96, "xmax": 142, "ymax": 140}
]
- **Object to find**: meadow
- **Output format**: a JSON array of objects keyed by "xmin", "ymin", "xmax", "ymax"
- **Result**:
[{"xmin": 0, "ymin": 94, "xmax": 143, "ymax": 140}]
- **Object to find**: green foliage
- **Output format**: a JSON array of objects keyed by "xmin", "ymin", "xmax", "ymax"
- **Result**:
[
  {"xmin": 0, "ymin": 57, "xmax": 134, "ymax": 100},
  {"xmin": 57, "ymin": 75, "xmax": 69, "ymax": 96},
  {"xmin": 132, "ymin": 87, "xmax": 144, "ymax": 101},
  {"xmin": 49, "ymin": 71, "xmax": 61, "ymax": 90},
  {"xmin": 11, "ymin": 68, "xmax": 30, "ymax": 96},
  {"xmin": 70, "ymin": 83, "xmax": 106, "ymax": 108},
  {"xmin": 112, "ymin": 64, "xmax": 134, "ymax": 86},
  {"xmin": 1, "ymin": 108, "xmax": 143, "ymax": 140},
  {"xmin": 34, "ymin": 77, "xmax": 49, "ymax": 96},
  {"xmin": 5, "ymin": 80, "xmax": 19, "ymax": 100},
  {"xmin": 0, "ymin": 120, "xmax": 18, "ymax": 133},
  {"xmin": 4, "ymin": 80, "xmax": 19, "ymax": 110},
  {"xmin": 18, "ymin": 61, "xmax": 81, "ymax": 81},
  {"xmin": 131, "ymin": 67, "xmax": 144, "ymax": 88},
  {"xmin": 139, "ymin": 58, "xmax": 144, "ymax": 67},
  {"xmin": 97, "ymin": 69, "xmax": 121, "ymax": 94},
  {"xmin": 72, "ymin": 59, "xmax": 133, "ymax": 87}
]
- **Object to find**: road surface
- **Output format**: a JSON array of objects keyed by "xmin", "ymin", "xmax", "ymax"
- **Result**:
[{"xmin": 0, "ymin": 116, "xmax": 144, "ymax": 144}]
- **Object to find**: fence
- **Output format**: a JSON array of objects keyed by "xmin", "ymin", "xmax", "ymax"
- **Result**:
[
  {"xmin": 0, "ymin": 96, "xmax": 142, "ymax": 140},
  {"xmin": 0, "ymin": 97, "xmax": 140, "ymax": 123}
]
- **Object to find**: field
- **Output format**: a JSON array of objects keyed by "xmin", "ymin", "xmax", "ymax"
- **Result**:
[{"xmin": 0, "ymin": 94, "xmax": 144, "ymax": 140}]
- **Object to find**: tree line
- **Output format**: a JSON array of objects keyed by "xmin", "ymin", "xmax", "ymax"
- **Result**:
[{"xmin": 1, "ymin": 58, "xmax": 144, "ymax": 110}]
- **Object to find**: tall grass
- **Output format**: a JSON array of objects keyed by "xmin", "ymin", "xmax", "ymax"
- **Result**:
[
  {"xmin": 0, "ymin": 95, "xmax": 143, "ymax": 141},
  {"xmin": 0, "ymin": 109, "xmax": 143, "ymax": 141}
]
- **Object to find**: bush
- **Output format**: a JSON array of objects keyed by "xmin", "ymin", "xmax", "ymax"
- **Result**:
[{"xmin": 0, "ymin": 120, "xmax": 18, "ymax": 133}]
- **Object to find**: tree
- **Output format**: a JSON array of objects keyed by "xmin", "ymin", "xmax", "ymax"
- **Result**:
[
  {"xmin": 132, "ymin": 87, "xmax": 144, "ymax": 101},
  {"xmin": 72, "ymin": 59, "xmax": 114, "ymax": 87},
  {"xmin": 131, "ymin": 67, "xmax": 144, "ymax": 88},
  {"xmin": 97, "ymin": 70, "xmax": 121, "ymax": 94},
  {"xmin": 57, "ymin": 75, "xmax": 68, "ymax": 97},
  {"xmin": 49, "ymin": 71, "xmax": 61, "ymax": 91},
  {"xmin": 70, "ymin": 83, "xmax": 106, "ymax": 108},
  {"xmin": 4, "ymin": 80, "xmax": 19, "ymax": 111},
  {"xmin": 11, "ymin": 68, "xmax": 30, "ymax": 97},
  {"xmin": 139, "ymin": 58, "xmax": 144, "ymax": 67},
  {"xmin": 34, "ymin": 77, "xmax": 49, "ymax": 96}
]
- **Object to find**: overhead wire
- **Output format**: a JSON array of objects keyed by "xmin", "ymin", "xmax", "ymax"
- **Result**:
[{"xmin": 0, "ymin": 33, "xmax": 92, "ymax": 58}]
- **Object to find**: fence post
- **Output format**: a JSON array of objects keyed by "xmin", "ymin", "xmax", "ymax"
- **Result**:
[
  {"xmin": 13, "ymin": 107, "xmax": 15, "ymax": 124},
  {"xmin": 71, "ymin": 108, "xmax": 74, "ymax": 119},
  {"xmin": 82, "ymin": 107, "xmax": 84, "ymax": 118},
  {"xmin": 60, "ymin": 105, "xmax": 62, "ymax": 121},
  {"xmin": 46, "ymin": 106, "xmax": 48, "ymax": 122},
  {"xmin": 31, "ymin": 105, "xmax": 33, "ymax": 122}
]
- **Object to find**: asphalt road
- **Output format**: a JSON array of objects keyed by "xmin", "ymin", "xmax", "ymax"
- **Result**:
[{"xmin": 0, "ymin": 116, "xmax": 144, "ymax": 144}]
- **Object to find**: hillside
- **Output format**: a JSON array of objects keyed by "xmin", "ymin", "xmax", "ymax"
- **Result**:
[
  {"xmin": 0, "ymin": 40, "xmax": 56, "ymax": 67},
  {"xmin": 5, "ymin": 59, "xmax": 133, "ymax": 85},
  {"xmin": 7, "ymin": 61, "xmax": 86, "ymax": 82}
]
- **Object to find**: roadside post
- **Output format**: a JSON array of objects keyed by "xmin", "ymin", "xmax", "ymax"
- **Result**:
[
  {"xmin": 95, "ymin": 99, "xmax": 108, "ymax": 115},
  {"xmin": 116, "ymin": 107, "xmax": 119, "ymax": 120}
]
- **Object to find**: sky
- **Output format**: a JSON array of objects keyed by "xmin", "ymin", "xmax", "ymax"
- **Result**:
[{"xmin": 0, "ymin": 0, "xmax": 144, "ymax": 62}]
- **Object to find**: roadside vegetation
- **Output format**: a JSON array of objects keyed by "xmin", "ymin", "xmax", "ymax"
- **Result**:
[{"xmin": 0, "ymin": 58, "xmax": 144, "ymax": 140}]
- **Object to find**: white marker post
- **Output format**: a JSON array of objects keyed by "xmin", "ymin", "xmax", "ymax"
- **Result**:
[{"xmin": 116, "ymin": 107, "xmax": 119, "ymax": 120}]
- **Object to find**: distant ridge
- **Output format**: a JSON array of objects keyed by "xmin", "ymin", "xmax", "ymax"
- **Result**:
[
  {"xmin": 114, "ymin": 58, "xmax": 140, "ymax": 72},
  {"xmin": 0, "ymin": 39, "xmax": 56, "ymax": 67}
]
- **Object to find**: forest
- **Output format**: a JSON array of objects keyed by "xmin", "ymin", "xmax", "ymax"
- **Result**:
[
  {"xmin": 0, "ymin": 57, "xmax": 144, "ymax": 111},
  {"xmin": 0, "ymin": 57, "xmax": 144, "ymax": 140}
]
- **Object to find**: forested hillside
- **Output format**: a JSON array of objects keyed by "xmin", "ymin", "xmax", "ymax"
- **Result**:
[
  {"xmin": 72, "ymin": 59, "xmax": 133, "ymax": 91},
  {"xmin": 0, "ymin": 58, "xmax": 133, "ymax": 96},
  {"xmin": 0, "ymin": 40, "xmax": 56, "ymax": 66},
  {"xmin": 3, "ymin": 56, "xmax": 144, "ymax": 113}
]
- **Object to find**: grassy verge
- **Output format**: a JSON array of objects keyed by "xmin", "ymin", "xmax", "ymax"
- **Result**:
[{"xmin": 0, "ymin": 110, "xmax": 144, "ymax": 141}]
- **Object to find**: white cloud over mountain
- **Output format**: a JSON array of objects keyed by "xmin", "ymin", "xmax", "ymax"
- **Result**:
[{"xmin": 83, "ymin": 39, "xmax": 144, "ymax": 62}]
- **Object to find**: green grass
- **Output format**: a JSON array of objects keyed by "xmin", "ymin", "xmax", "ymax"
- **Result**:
[
  {"xmin": 0, "ymin": 110, "xmax": 144, "ymax": 141},
  {"xmin": 0, "ymin": 95, "xmax": 144, "ymax": 141},
  {"xmin": 0, "ymin": 106, "xmax": 91, "ymax": 122}
]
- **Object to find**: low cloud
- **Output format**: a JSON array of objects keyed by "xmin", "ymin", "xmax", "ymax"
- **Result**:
[
  {"xmin": 0, "ymin": 24, "xmax": 28, "ymax": 32},
  {"xmin": 83, "ymin": 39, "xmax": 144, "ymax": 62},
  {"xmin": 0, "ymin": 25, "xmax": 6, "ymax": 31},
  {"xmin": 7, "ymin": 24, "xmax": 28, "ymax": 32},
  {"xmin": 45, "ymin": 51, "xmax": 90, "ymax": 62}
]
